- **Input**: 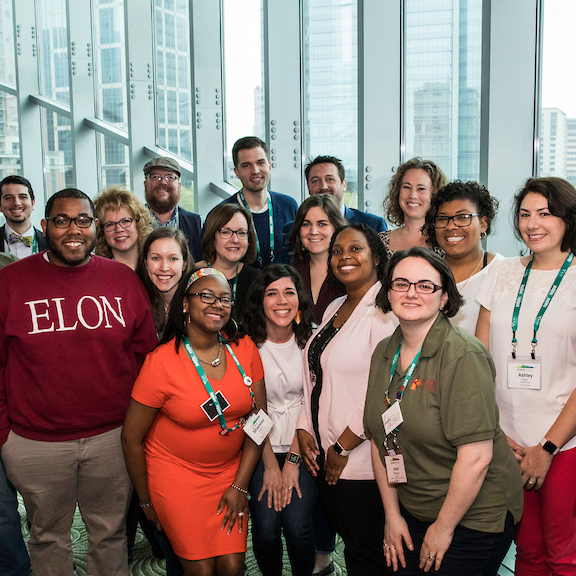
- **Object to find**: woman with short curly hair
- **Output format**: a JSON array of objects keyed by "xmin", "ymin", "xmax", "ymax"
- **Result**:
[
  {"xmin": 93, "ymin": 185, "xmax": 153, "ymax": 270},
  {"xmin": 422, "ymin": 180, "xmax": 501, "ymax": 334}
]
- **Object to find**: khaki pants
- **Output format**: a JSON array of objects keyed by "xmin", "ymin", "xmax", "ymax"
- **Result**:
[{"xmin": 2, "ymin": 427, "xmax": 132, "ymax": 576}]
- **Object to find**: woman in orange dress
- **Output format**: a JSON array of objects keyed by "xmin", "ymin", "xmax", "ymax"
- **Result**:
[{"xmin": 122, "ymin": 267, "xmax": 266, "ymax": 576}]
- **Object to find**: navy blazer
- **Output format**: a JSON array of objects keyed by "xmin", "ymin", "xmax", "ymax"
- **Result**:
[
  {"xmin": 177, "ymin": 206, "xmax": 203, "ymax": 262},
  {"xmin": 0, "ymin": 225, "xmax": 48, "ymax": 253}
]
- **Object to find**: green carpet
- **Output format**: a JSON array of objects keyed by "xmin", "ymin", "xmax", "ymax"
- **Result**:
[{"xmin": 17, "ymin": 496, "xmax": 347, "ymax": 575}]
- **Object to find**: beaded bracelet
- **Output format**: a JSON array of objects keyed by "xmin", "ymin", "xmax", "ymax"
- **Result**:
[
  {"xmin": 231, "ymin": 484, "xmax": 248, "ymax": 495},
  {"xmin": 139, "ymin": 501, "xmax": 153, "ymax": 509}
]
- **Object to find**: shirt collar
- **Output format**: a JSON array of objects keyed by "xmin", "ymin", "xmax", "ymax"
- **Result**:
[{"xmin": 148, "ymin": 205, "xmax": 179, "ymax": 228}]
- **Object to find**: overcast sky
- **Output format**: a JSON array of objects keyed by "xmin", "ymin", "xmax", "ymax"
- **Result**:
[{"xmin": 541, "ymin": 0, "xmax": 576, "ymax": 117}]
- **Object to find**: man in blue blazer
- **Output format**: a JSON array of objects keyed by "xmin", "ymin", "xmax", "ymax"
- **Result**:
[
  {"xmin": 283, "ymin": 156, "xmax": 388, "ymax": 242},
  {"xmin": 143, "ymin": 157, "xmax": 203, "ymax": 261}
]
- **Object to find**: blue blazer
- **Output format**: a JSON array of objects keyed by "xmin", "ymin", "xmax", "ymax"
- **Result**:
[{"xmin": 178, "ymin": 207, "xmax": 203, "ymax": 262}]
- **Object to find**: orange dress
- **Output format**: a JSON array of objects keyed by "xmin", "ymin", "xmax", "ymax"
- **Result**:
[{"xmin": 131, "ymin": 336, "xmax": 264, "ymax": 560}]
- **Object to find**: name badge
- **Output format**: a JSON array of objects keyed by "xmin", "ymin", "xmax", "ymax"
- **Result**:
[
  {"xmin": 244, "ymin": 409, "xmax": 273, "ymax": 445},
  {"xmin": 507, "ymin": 356, "xmax": 542, "ymax": 390},
  {"xmin": 382, "ymin": 401, "xmax": 403, "ymax": 436},
  {"xmin": 384, "ymin": 453, "xmax": 408, "ymax": 484}
]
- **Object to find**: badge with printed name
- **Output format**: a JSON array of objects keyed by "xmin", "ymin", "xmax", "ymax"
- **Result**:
[
  {"xmin": 382, "ymin": 401, "xmax": 404, "ymax": 436},
  {"xmin": 244, "ymin": 409, "xmax": 273, "ymax": 445},
  {"xmin": 507, "ymin": 356, "xmax": 542, "ymax": 390},
  {"xmin": 384, "ymin": 453, "xmax": 408, "ymax": 484}
]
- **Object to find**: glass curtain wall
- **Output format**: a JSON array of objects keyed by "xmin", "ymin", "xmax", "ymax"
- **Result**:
[
  {"xmin": 222, "ymin": 0, "xmax": 265, "ymax": 187},
  {"xmin": 403, "ymin": 0, "xmax": 482, "ymax": 181},
  {"xmin": 537, "ymin": 0, "xmax": 576, "ymax": 186},
  {"xmin": 0, "ymin": 0, "xmax": 19, "ymax": 177},
  {"xmin": 93, "ymin": 0, "xmax": 130, "ymax": 187},
  {"xmin": 303, "ymin": 0, "xmax": 358, "ymax": 207}
]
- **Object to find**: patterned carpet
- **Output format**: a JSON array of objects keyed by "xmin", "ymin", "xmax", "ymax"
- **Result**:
[{"xmin": 17, "ymin": 496, "xmax": 348, "ymax": 575}]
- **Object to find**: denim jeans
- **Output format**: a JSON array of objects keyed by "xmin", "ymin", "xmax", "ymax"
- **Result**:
[
  {"xmin": 249, "ymin": 453, "xmax": 317, "ymax": 576},
  {"xmin": 0, "ymin": 454, "xmax": 30, "ymax": 576},
  {"xmin": 397, "ymin": 505, "xmax": 516, "ymax": 576}
]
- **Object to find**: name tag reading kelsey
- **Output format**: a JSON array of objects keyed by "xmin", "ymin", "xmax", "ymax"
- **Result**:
[
  {"xmin": 244, "ymin": 409, "xmax": 273, "ymax": 445},
  {"xmin": 507, "ymin": 356, "xmax": 542, "ymax": 390}
]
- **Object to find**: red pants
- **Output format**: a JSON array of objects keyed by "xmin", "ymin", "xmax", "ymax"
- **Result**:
[{"xmin": 515, "ymin": 447, "xmax": 576, "ymax": 576}]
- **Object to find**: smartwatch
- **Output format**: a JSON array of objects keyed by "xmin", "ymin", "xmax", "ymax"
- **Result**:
[
  {"xmin": 287, "ymin": 452, "xmax": 302, "ymax": 465},
  {"xmin": 540, "ymin": 438, "xmax": 560, "ymax": 456},
  {"xmin": 333, "ymin": 441, "xmax": 351, "ymax": 457}
]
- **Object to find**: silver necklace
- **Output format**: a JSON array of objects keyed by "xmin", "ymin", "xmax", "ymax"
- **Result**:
[{"xmin": 196, "ymin": 340, "xmax": 223, "ymax": 367}]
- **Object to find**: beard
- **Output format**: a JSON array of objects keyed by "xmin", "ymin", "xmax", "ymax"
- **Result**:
[
  {"xmin": 46, "ymin": 229, "xmax": 96, "ymax": 267},
  {"xmin": 146, "ymin": 187, "xmax": 180, "ymax": 214}
]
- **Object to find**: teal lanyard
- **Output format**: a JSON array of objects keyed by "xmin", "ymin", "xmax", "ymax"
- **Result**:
[
  {"xmin": 5, "ymin": 232, "xmax": 37, "ymax": 255},
  {"xmin": 385, "ymin": 340, "xmax": 422, "ymax": 407},
  {"xmin": 183, "ymin": 335, "xmax": 255, "ymax": 435},
  {"xmin": 238, "ymin": 191, "xmax": 274, "ymax": 265},
  {"xmin": 207, "ymin": 262, "xmax": 239, "ymax": 301},
  {"xmin": 511, "ymin": 253, "xmax": 573, "ymax": 358}
]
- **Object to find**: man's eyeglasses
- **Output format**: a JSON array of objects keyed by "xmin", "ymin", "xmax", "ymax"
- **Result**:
[
  {"xmin": 147, "ymin": 174, "xmax": 179, "ymax": 183},
  {"xmin": 390, "ymin": 279, "xmax": 443, "ymax": 294},
  {"xmin": 46, "ymin": 216, "xmax": 95, "ymax": 229},
  {"xmin": 185, "ymin": 292, "xmax": 235, "ymax": 308},
  {"xmin": 433, "ymin": 213, "xmax": 480, "ymax": 229},
  {"xmin": 217, "ymin": 228, "xmax": 249, "ymax": 240},
  {"xmin": 102, "ymin": 217, "xmax": 134, "ymax": 231}
]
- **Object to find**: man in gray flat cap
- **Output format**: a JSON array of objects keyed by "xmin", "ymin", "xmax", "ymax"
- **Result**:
[{"xmin": 143, "ymin": 157, "xmax": 202, "ymax": 261}]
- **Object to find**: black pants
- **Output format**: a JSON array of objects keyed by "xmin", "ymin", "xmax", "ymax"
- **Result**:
[{"xmin": 315, "ymin": 468, "xmax": 387, "ymax": 576}]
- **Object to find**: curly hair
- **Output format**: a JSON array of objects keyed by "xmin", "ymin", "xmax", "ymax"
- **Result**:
[
  {"xmin": 161, "ymin": 266, "xmax": 239, "ymax": 352},
  {"xmin": 201, "ymin": 203, "xmax": 257, "ymax": 265},
  {"xmin": 423, "ymin": 180, "xmax": 499, "ymax": 249},
  {"xmin": 383, "ymin": 158, "xmax": 448, "ymax": 227},
  {"xmin": 289, "ymin": 194, "xmax": 348, "ymax": 264},
  {"xmin": 241, "ymin": 264, "xmax": 314, "ymax": 349},
  {"xmin": 513, "ymin": 177, "xmax": 576, "ymax": 255},
  {"xmin": 326, "ymin": 223, "xmax": 389, "ymax": 298},
  {"xmin": 376, "ymin": 247, "xmax": 463, "ymax": 318},
  {"xmin": 136, "ymin": 227, "xmax": 194, "ymax": 335},
  {"xmin": 93, "ymin": 186, "xmax": 153, "ymax": 258}
]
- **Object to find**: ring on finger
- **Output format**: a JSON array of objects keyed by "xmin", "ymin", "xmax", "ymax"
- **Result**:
[
  {"xmin": 237, "ymin": 512, "xmax": 245, "ymax": 517},
  {"xmin": 428, "ymin": 554, "xmax": 435, "ymax": 559}
]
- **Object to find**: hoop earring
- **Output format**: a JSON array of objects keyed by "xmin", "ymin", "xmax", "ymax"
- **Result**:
[{"xmin": 227, "ymin": 318, "xmax": 239, "ymax": 341}]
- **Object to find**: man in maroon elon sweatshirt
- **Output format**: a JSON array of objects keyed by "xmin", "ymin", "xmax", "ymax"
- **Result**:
[{"xmin": 0, "ymin": 188, "xmax": 157, "ymax": 576}]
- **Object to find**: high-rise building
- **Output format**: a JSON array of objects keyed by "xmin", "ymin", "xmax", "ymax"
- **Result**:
[
  {"xmin": 567, "ymin": 117, "xmax": 576, "ymax": 187},
  {"xmin": 539, "ymin": 107, "xmax": 567, "ymax": 178}
]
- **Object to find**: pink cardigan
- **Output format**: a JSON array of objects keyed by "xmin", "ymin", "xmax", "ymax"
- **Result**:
[{"xmin": 296, "ymin": 281, "xmax": 398, "ymax": 480}]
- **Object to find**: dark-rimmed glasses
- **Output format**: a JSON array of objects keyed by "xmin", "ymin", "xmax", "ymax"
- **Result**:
[
  {"xmin": 217, "ymin": 228, "xmax": 249, "ymax": 240},
  {"xmin": 46, "ymin": 216, "xmax": 95, "ymax": 229},
  {"xmin": 390, "ymin": 279, "xmax": 443, "ymax": 294},
  {"xmin": 186, "ymin": 292, "xmax": 235, "ymax": 308},
  {"xmin": 102, "ymin": 217, "xmax": 134, "ymax": 231},
  {"xmin": 433, "ymin": 213, "xmax": 480, "ymax": 229}
]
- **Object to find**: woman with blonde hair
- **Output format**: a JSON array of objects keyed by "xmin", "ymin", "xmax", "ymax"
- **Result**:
[{"xmin": 94, "ymin": 185, "xmax": 153, "ymax": 270}]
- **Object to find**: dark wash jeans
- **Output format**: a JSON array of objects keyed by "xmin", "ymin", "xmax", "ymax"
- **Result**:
[
  {"xmin": 249, "ymin": 453, "xmax": 326, "ymax": 576},
  {"xmin": 396, "ymin": 505, "xmax": 516, "ymax": 576},
  {"xmin": 0, "ymin": 455, "xmax": 30, "ymax": 576}
]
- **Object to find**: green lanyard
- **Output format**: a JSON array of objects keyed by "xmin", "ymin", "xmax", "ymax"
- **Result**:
[
  {"xmin": 238, "ymin": 191, "xmax": 274, "ymax": 265},
  {"xmin": 183, "ymin": 335, "xmax": 255, "ymax": 435},
  {"xmin": 5, "ymin": 232, "xmax": 37, "ymax": 255},
  {"xmin": 207, "ymin": 262, "xmax": 239, "ymax": 301},
  {"xmin": 385, "ymin": 340, "xmax": 422, "ymax": 407},
  {"xmin": 511, "ymin": 252, "xmax": 573, "ymax": 358}
]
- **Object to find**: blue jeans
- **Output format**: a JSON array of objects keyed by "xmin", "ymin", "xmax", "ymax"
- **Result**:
[
  {"xmin": 249, "ymin": 453, "xmax": 317, "ymax": 576},
  {"xmin": 397, "ymin": 505, "xmax": 516, "ymax": 576},
  {"xmin": 0, "ymin": 454, "xmax": 30, "ymax": 576}
]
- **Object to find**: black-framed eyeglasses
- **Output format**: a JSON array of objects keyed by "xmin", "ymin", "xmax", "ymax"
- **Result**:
[
  {"xmin": 46, "ymin": 216, "xmax": 95, "ymax": 229},
  {"xmin": 390, "ymin": 278, "xmax": 443, "ymax": 294},
  {"xmin": 146, "ymin": 174, "xmax": 179, "ymax": 182},
  {"xmin": 217, "ymin": 228, "xmax": 249, "ymax": 240},
  {"xmin": 102, "ymin": 217, "xmax": 134, "ymax": 231},
  {"xmin": 433, "ymin": 213, "xmax": 480, "ymax": 229},
  {"xmin": 186, "ymin": 292, "xmax": 235, "ymax": 308}
]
